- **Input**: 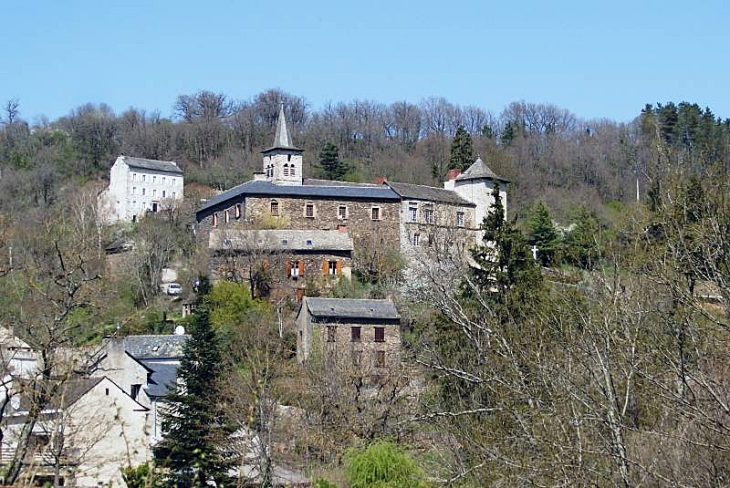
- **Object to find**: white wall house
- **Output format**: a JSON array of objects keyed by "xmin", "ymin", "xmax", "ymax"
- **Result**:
[{"xmin": 100, "ymin": 155, "xmax": 184, "ymax": 223}]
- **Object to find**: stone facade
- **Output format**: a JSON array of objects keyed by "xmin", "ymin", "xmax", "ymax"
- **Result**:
[{"xmin": 296, "ymin": 297, "xmax": 401, "ymax": 373}]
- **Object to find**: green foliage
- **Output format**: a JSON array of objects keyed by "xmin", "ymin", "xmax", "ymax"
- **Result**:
[
  {"xmin": 345, "ymin": 441, "xmax": 426, "ymax": 488},
  {"xmin": 449, "ymin": 125, "xmax": 474, "ymax": 172},
  {"xmin": 313, "ymin": 478, "xmax": 339, "ymax": 488},
  {"xmin": 122, "ymin": 462, "xmax": 162, "ymax": 488},
  {"xmin": 153, "ymin": 307, "xmax": 235, "ymax": 487},
  {"xmin": 471, "ymin": 184, "xmax": 543, "ymax": 314},
  {"xmin": 319, "ymin": 142, "xmax": 349, "ymax": 180},
  {"xmin": 526, "ymin": 201, "xmax": 560, "ymax": 266},
  {"xmin": 205, "ymin": 281, "xmax": 272, "ymax": 333},
  {"xmin": 563, "ymin": 206, "xmax": 601, "ymax": 269}
]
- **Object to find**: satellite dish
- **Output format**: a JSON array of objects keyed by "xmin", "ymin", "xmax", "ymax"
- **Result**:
[{"xmin": 174, "ymin": 325, "xmax": 185, "ymax": 336}]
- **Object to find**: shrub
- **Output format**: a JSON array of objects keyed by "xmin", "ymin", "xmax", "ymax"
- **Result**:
[{"xmin": 345, "ymin": 441, "xmax": 425, "ymax": 488}]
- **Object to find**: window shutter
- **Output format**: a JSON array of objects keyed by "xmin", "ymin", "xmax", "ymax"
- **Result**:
[
  {"xmin": 336, "ymin": 261, "xmax": 343, "ymax": 275},
  {"xmin": 322, "ymin": 261, "xmax": 328, "ymax": 276},
  {"xmin": 285, "ymin": 261, "xmax": 292, "ymax": 277},
  {"xmin": 298, "ymin": 261, "xmax": 305, "ymax": 277}
]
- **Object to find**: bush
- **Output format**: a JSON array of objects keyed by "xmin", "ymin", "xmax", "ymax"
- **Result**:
[
  {"xmin": 345, "ymin": 441, "xmax": 426, "ymax": 488},
  {"xmin": 313, "ymin": 478, "xmax": 339, "ymax": 488}
]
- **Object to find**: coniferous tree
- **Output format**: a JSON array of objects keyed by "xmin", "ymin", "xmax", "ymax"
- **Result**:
[
  {"xmin": 153, "ymin": 307, "xmax": 234, "ymax": 487},
  {"xmin": 449, "ymin": 125, "xmax": 474, "ymax": 171},
  {"xmin": 318, "ymin": 142, "xmax": 348, "ymax": 180},
  {"xmin": 500, "ymin": 121, "xmax": 516, "ymax": 146},
  {"xmin": 526, "ymin": 201, "xmax": 560, "ymax": 267},
  {"xmin": 564, "ymin": 206, "xmax": 600, "ymax": 269},
  {"xmin": 471, "ymin": 185, "xmax": 542, "ymax": 314}
]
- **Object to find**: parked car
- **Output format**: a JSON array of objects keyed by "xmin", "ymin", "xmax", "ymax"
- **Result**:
[{"xmin": 166, "ymin": 283, "xmax": 183, "ymax": 296}]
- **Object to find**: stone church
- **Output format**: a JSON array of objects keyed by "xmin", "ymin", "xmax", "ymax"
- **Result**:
[{"xmin": 195, "ymin": 104, "xmax": 507, "ymax": 291}]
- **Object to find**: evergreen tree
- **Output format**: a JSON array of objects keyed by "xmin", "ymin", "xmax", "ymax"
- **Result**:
[
  {"xmin": 153, "ymin": 307, "xmax": 234, "ymax": 487},
  {"xmin": 500, "ymin": 121, "xmax": 516, "ymax": 146},
  {"xmin": 564, "ymin": 206, "xmax": 600, "ymax": 269},
  {"xmin": 449, "ymin": 125, "xmax": 474, "ymax": 171},
  {"xmin": 526, "ymin": 201, "xmax": 560, "ymax": 267},
  {"xmin": 318, "ymin": 142, "xmax": 348, "ymax": 180},
  {"xmin": 471, "ymin": 185, "xmax": 542, "ymax": 313}
]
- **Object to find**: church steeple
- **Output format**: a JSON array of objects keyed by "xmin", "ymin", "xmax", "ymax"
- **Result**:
[{"xmin": 262, "ymin": 103, "xmax": 303, "ymax": 185}]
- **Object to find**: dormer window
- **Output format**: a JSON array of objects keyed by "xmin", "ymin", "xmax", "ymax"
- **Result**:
[
  {"xmin": 290, "ymin": 165, "xmax": 296, "ymax": 176},
  {"xmin": 283, "ymin": 164, "xmax": 290, "ymax": 176}
]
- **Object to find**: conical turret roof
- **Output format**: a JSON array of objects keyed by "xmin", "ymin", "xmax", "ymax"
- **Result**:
[
  {"xmin": 456, "ymin": 156, "xmax": 509, "ymax": 182},
  {"xmin": 263, "ymin": 103, "xmax": 302, "ymax": 153}
]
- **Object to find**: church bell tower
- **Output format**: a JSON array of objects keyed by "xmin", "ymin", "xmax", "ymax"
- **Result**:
[{"xmin": 262, "ymin": 103, "xmax": 303, "ymax": 186}]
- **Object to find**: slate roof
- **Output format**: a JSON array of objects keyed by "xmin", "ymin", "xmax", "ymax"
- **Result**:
[
  {"xmin": 303, "ymin": 297, "xmax": 400, "ymax": 322},
  {"xmin": 18, "ymin": 377, "xmax": 104, "ymax": 412},
  {"xmin": 386, "ymin": 181, "xmax": 475, "ymax": 206},
  {"xmin": 123, "ymin": 335, "xmax": 188, "ymax": 359},
  {"xmin": 209, "ymin": 229, "xmax": 354, "ymax": 252},
  {"xmin": 303, "ymin": 178, "xmax": 380, "ymax": 187},
  {"xmin": 197, "ymin": 179, "xmax": 400, "ymax": 215},
  {"xmin": 262, "ymin": 103, "xmax": 302, "ymax": 153},
  {"xmin": 456, "ymin": 157, "xmax": 509, "ymax": 182},
  {"xmin": 141, "ymin": 360, "xmax": 179, "ymax": 398},
  {"xmin": 120, "ymin": 155, "xmax": 183, "ymax": 175}
]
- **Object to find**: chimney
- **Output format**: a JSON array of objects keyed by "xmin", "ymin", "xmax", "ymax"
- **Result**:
[
  {"xmin": 295, "ymin": 287, "xmax": 305, "ymax": 303},
  {"xmin": 374, "ymin": 175, "xmax": 387, "ymax": 185},
  {"xmin": 446, "ymin": 169, "xmax": 462, "ymax": 181}
]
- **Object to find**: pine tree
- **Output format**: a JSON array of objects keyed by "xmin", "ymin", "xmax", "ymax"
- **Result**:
[
  {"xmin": 500, "ymin": 121, "xmax": 516, "ymax": 146},
  {"xmin": 153, "ymin": 307, "xmax": 234, "ymax": 487},
  {"xmin": 471, "ymin": 185, "xmax": 542, "ymax": 312},
  {"xmin": 318, "ymin": 142, "xmax": 348, "ymax": 180},
  {"xmin": 449, "ymin": 125, "xmax": 474, "ymax": 171},
  {"xmin": 526, "ymin": 201, "xmax": 560, "ymax": 267},
  {"xmin": 564, "ymin": 206, "xmax": 600, "ymax": 269}
]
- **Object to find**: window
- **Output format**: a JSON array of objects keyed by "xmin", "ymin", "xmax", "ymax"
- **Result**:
[
  {"xmin": 375, "ymin": 350, "xmax": 386, "ymax": 368},
  {"xmin": 153, "ymin": 189, "xmax": 157, "ymax": 197},
  {"xmin": 375, "ymin": 327, "xmax": 385, "ymax": 342},
  {"xmin": 283, "ymin": 164, "xmax": 289, "ymax": 176},
  {"xmin": 212, "ymin": 213, "xmax": 218, "ymax": 228},
  {"xmin": 424, "ymin": 206, "xmax": 434, "ymax": 224},
  {"xmin": 371, "ymin": 207, "xmax": 381, "ymax": 220},
  {"xmin": 153, "ymin": 176, "xmax": 156, "ymax": 184},
  {"xmin": 326, "ymin": 326, "xmax": 336, "ymax": 343},
  {"xmin": 142, "ymin": 175, "xmax": 146, "ymax": 182},
  {"xmin": 162, "ymin": 190, "xmax": 166, "ymax": 198},
  {"xmin": 142, "ymin": 188, "xmax": 146, "ymax": 196},
  {"xmin": 132, "ymin": 187, "xmax": 136, "ymax": 195},
  {"xmin": 328, "ymin": 261, "xmax": 337, "ymax": 275},
  {"xmin": 131, "ymin": 384, "xmax": 141, "ymax": 401},
  {"xmin": 270, "ymin": 200, "xmax": 279, "ymax": 216},
  {"xmin": 235, "ymin": 204, "xmax": 241, "ymax": 219},
  {"xmin": 408, "ymin": 204, "xmax": 418, "ymax": 222},
  {"xmin": 351, "ymin": 327, "xmax": 361, "ymax": 342},
  {"xmin": 457, "ymin": 211, "xmax": 465, "ymax": 227},
  {"xmin": 132, "ymin": 173, "xmax": 137, "ymax": 181},
  {"xmin": 288, "ymin": 260, "xmax": 304, "ymax": 278},
  {"xmin": 162, "ymin": 177, "xmax": 166, "ymax": 185},
  {"xmin": 224, "ymin": 210, "xmax": 230, "ymax": 223},
  {"xmin": 338, "ymin": 205, "xmax": 348, "ymax": 220},
  {"xmin": 412, "ymin": 233, "xmax": 420, "ymax": 246},
  {"xmin": 291, "ymin": 165, "xmax": 296, "ymax": 176},
  {"xmin": 172, "ymin": 191, "xmax": 176, "ymax": 198},
  {"xmin": 305, "ymin": 203, "xmax": 315, "ymax": 218}
]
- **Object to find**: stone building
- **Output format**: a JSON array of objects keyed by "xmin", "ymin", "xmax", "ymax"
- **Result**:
[
  {"xmin": 195, "ymin": 103, "xmax": 507, "ymax": 281},
  {"xmin": 99, "ymin": 155, "xmax": 184, "ymax": 223},
  {"xmin": 296, "ymin": 297, "xmax": 401, "ymax": 372},
  {"xmin": 208, "ymin": 228, "xmax": 353, "ymax": 297}
]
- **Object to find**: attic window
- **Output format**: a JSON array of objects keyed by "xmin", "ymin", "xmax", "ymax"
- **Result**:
[
  {"xmin": 281, "ymin": 239, "xmax": 288, "ymax": 246},
  {"xmin": 306, "ymin": 239, "xmax": 313, "ymax": 246}
]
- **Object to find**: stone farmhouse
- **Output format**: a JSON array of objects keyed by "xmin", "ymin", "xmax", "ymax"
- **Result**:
[
  {"xmin": 99, "ymin": 155, "xmax": 184, "ymax": 223},
  {"xmin": 195, "ymin": 104, "xmax": 508, "ymax": 287},
  {"xmin": 296, "ymin": 297, "xmax": 401, "ymax": 372}
]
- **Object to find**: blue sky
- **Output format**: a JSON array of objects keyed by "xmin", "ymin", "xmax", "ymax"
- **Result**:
[{"xmin": 2, "ymin": 0, "xmax": 729, "ymax": 123}]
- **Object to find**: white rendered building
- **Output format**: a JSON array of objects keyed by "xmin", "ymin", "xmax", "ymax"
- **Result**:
[{"xmin": 100, "ymin": 155, "xmax": 184, "ymax": 223}]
